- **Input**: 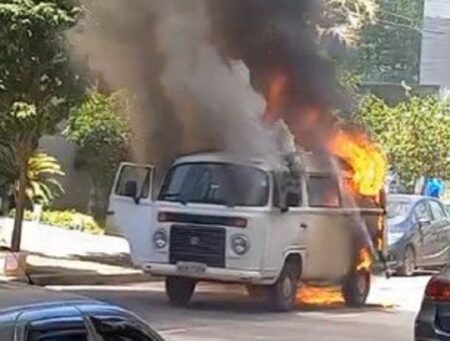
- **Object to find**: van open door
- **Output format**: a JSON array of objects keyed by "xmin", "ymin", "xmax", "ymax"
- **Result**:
[{"xmin": 106, "ymin": 162, "xmax": 154, "ymax": 266}]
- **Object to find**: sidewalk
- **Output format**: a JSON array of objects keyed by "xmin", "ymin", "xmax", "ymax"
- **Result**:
[
  {"xmin": 0, "ymin": 252, "xmax": 157, "ymax": 286},
  {"xmin": 0, "ymin": 218, "xmax": 158, "ymax": 286}
]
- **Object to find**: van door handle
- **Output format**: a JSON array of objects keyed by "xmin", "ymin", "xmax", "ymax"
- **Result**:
[
  {"xmin": 106, "ymin": 210, "xmax": 115, "ymax": 216},
  {"xmin": 300, "ymin": 223, "xmax": 308, "ymax": 229}
]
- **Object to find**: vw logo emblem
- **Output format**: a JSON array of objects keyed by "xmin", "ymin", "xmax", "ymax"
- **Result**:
[{"xmin": 190, "ymin": 236, "xmax": 200, "ymax": 246}]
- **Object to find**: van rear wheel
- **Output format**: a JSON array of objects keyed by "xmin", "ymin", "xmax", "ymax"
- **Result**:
[
  {"xmin": 165, "ymin": 276, "xmax": 196, "ymax": 306},
  {"xmin": 342, "ymin": 270, "xmax": 370, "ymax": 307},
  {"xmin": 267, "ymin": 260, "xmax": 300, "ymax": 311}
]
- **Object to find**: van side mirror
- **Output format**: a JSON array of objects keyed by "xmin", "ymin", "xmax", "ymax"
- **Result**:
[
  {"xmin": 124, "ymin": 180, "xmax": 140, "ymax": 204},
  {"xmin": 280, "ymin": 192, "xmax": 300, "ymax": 213}
]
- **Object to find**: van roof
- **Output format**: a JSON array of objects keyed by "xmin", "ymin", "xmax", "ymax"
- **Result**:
[{"xmin": 173, "ymin": 152, "xmax": 337, "ymax": 174}]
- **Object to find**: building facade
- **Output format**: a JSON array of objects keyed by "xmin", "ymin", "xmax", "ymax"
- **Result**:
[{"xmin": 421, "ymin": 0, "xmax": 450, "ymax": 92}]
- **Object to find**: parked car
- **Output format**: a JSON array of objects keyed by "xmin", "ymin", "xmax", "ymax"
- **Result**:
[
  {"xmin": 0, "ymin": 281, "xmax": 164, "ymax": 341},
  {"xmin": 416, "ymin": 266, "xmax": 450, "ymax": 340},
  {"xmin": 387, "ymin": 194, "xmax": 450, "ymax": 276}
]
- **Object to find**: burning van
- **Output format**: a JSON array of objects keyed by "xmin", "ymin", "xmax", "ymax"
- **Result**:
[{"xmin": 107, "ymin": 151, "xmax": 386, "ymax": 311}]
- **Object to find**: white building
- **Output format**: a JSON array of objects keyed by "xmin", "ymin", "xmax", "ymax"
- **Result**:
[{"xmin": 421, "ymin": 0, "xmax": 450, "ymax": 93}]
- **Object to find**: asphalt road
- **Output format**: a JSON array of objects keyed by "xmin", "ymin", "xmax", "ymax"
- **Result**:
[{"xmin": 52, "ymin": 275, "xmax": 431, "ymax": 341}]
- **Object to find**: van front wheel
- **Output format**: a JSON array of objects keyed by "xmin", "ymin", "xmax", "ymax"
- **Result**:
[
  {"xmin": 342, "ymin": 270, "xmax": 370, "ymax": 307},
  {"xmin": 268, "ymin": 261, "xmax": 299, "ymax": 311},
  {"xmin": 165, "ymin": 276, "xmax": 196, "ymax": 306}
]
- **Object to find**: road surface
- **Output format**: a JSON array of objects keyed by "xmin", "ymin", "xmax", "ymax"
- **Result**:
[{"xmin": 52, "ymin": 275, "xmax": 431, "ymax": 341}]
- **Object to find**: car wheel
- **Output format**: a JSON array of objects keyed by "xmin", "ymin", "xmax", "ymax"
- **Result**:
[
  {"xmin": 398, "ymin": 247, "xmax": 415, "ymax": 277},
  {"xmin": 342, "ymin": 270, "xmax": 370, "ymax": 307},
  {"xmin": 165, "ymin": 276, "xmax": 196, "ymax": 306},
  {"xmin": 267, "ymin": 260, "xmax": 300, "ymax": 312}
]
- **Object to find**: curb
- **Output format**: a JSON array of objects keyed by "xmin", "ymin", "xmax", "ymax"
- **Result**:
[{"xmin": 3, "ymin": 272, "xmax": 163, "ymax": 286}]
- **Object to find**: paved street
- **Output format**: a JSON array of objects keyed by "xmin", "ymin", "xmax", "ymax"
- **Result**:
[{"xmin": 52, "ymin": 275, "xmax": 431, "ymax": 341}]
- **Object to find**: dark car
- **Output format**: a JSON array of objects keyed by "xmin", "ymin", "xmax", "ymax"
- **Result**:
[
  {"xmin": 387, "ymin": 195, "xmax": 450, "ymax": 276},
  {"xmin": 0, "ymin": 281, "xmax": 164, "ymax": 341},
  {"xmin": 416, "ymin": 266, "xmax": 450, "ymax": 340}
]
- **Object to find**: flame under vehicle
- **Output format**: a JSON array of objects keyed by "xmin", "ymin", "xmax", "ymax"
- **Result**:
[{"xmin": 107, "ymin": 152, "xmax": 386, "ymax": 311}]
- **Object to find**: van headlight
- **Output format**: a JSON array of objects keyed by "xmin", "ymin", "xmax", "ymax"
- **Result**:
[
  {"xmin": 231, "ymin": 234, "xmax": 250, "ymax": 255},
  {"xmin": 153, "ymin": 230, "xmax": 168, "ymax": 249}
]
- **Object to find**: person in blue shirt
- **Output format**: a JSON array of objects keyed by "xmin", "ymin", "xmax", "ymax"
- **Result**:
[{"xmin": 423, "ymin": 177, "xmax": 445, "ymax": 198}]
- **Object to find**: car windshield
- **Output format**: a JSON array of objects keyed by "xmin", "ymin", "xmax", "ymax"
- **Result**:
[
  {"xmin": 387, "ymin": 200, "xmax": 411, "ymax": 220},
  {"xmin": 158, "ymin": 163, "xmax": 269, "ymax": 207}
]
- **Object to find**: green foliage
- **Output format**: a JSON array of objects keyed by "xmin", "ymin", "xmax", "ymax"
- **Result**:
[
  {"xmin": 67, "ymin": 91, "xmax": 130, "ymax": 161},
  {"xmin": 0, "ymin": 150, "xmax": 64, "ymax": 205},
  {"xmin": 66, "ymin": 91, "xmax": 130, "ymax": 219},
  {"xmin": 9, "ymin": 208, "xmax": 104, "ymax": 234},
  {"xmin": 322, "ymin": 0, "xmax": 379, "ymax": 45},
  {"xmin": 27, "ymin": 153, "xmax": 64, "ymax": 203},
  {"xmin": 41, "ymin": 209, "xmax": 103, "ymax": 234},
  {"xmin": 0, "ymin": 0, "xmax": 84, "ymax": 118},
  {"xmin": 357, "ymin": 0, "xmax": 424, "ymax": 83},
  {"xmin": 0, "ymin": 0, "xmax": 86, "ymax": 250},
  {"xmin": 356, "ymin": 96, "xmax": 450, "ymax": 186},
  {"xmin": 0, "ymin": 102, "xmax": 65, "ymax": 206}
]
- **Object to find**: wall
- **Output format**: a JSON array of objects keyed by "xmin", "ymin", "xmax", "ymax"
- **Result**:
[{"xmin": 39, "ymin": 135, "xmax": 91, "ymax": 212}]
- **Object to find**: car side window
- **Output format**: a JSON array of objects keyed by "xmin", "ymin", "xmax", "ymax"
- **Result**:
[
  {"xmin": 307, "ymin": 175, "xmax": 340, "ymax": 208},
  {"xmin": 91, "ymin": 317, "xmax": 162, "ymax": 341},
  {"xmin": 413, "ymin": 201, "xmax": 431, "ymax": 223},
  {"xmin": 27, "ymin": 320, "xmax": 88, "ymax": 341},
  {"xmin": 429, "ymin": 200, "xmax": 446, "ymax": 221}
]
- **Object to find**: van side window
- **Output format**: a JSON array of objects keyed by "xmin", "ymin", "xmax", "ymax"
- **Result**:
[
  {"xmin": 308, "ymin": 175, "xmax": 340, "ymax": 208},
  {"xmin": 116, "ymin": 166, "xmax": 152, "ymax": 199}
]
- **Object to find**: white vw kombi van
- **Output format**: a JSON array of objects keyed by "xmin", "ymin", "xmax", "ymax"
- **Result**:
[{"xmin": 107, "ymin": 152, "xmax": 386, "ymax": 311}]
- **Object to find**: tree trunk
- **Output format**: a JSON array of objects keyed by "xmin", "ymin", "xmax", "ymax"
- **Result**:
[{"xmin": 11, "ymin": 157, "xmax": 28, "ymax": 252}]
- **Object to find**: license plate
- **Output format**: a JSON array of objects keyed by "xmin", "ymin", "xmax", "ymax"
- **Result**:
[{"xmin": 177, "ymin": 262, "xmax": 207, "ymax": 274}]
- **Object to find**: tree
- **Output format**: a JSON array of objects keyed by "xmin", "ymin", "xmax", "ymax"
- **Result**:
[
  {"xmin": 0, "ymin": 1, "xmax": 85, "ymax": 251},
  {"xmin": 322, "ymin": 0, "xmax": 379, "ymax": 45},
  {"xmin": 356, "ymin": 0, "xmax": 424, "ymax": 83},
  {"xmin": 355, "ymin": 96, "xmax": 450, "ymax": 189},
  {"xmin": 66, "ymin": 91, "xmax": 130, "ymax": 220},
  {"xmin": 0, "ymin": 147, "xmax": 64, "ymax": 208}
]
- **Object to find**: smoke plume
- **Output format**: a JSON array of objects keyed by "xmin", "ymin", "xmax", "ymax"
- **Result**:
[{"xmin": 70, "ymin": 0, "xmax": 339, "ymax": 167}]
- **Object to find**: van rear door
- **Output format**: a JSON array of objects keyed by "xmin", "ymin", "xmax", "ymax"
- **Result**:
[{"xmin": 106, "ymin": 162, "xmax": 154, "ymax": 266}]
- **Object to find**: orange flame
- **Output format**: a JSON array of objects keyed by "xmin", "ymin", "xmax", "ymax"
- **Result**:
[
  {"xmin": 297, "ymin": 285, "xmax": 343, "ymax": 305},
  {"xmin": 328, "ymin": 130, "xmax": 387, "ymax": 197},
  {"xmin": 264, "ymin": 74, "xmax": 288, "ymax": 124},
  {"xmin": 356, "ymin": 248, "xmax": 373, "ymax": 272},
  {"xmin": 376, "ymin": 215, "xmax": 384, "ymax": 252}
]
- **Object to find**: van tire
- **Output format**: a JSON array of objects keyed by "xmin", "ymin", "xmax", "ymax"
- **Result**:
[
  {"xmin": 165, "ymin": 276, "xmax": 196, "ymax": 306},
  {"xmin": 267, "ymin": 259, "xmax": 300, "ymax": 311},
  {"xmin": 342, "ymin": 270, "xmax": 370, "ymax": 307},
  {"xmin": 397, "ymin": 246, "xmax": 415, "ymax": 277}
]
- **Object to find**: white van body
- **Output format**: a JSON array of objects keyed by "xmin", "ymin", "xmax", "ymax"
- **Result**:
[{"xmin": 107, "ymin": 152, "xmax": 386, "ymax": 309}]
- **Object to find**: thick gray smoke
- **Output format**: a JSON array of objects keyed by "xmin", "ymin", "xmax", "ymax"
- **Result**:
[
  {"xmin": 70, "ymin": 0, "xmax": 291, "ymax": 171},
  {"xmin": 70, "ymin": 0, "xmax": 380, "ymax": 270}
]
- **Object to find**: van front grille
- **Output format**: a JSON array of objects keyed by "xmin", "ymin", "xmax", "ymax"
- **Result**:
[{"xmin": 169, "ymin": 225, "xmax": 226, "ymax": 268}]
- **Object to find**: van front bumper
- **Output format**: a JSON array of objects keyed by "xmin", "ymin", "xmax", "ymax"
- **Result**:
[{"xmin": 142, "ymin": 263, "xmax": 275, "ymax": 285}]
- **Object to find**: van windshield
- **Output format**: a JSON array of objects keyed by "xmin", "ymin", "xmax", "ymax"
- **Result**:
[{"xmin": 158, "ymin": 163, "xmax": 269, "ymax": 207}]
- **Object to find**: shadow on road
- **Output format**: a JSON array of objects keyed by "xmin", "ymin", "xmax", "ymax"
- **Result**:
[{"xmin": 64, "ymin": 284, "xmax": 394, "ymax": 318}]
